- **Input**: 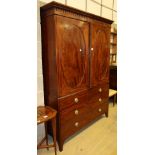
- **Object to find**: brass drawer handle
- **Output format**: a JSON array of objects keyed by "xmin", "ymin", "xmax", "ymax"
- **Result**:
[
  {"xmin": 99, "ymin": 98, "xmax": 102, "ymax": 102},
  {"xmin": 98, "ymin": 108, "xmax": 102, "ymax": 112},
  {"xmin": 75, "ymin": 122, "xmax": 79, "ymax": 127},
  {"xmin": 98, "ymin": 88, "xmax": 102, "ymax": 92},
  {"xmin": 75, "ymin": 110, "xmax": 79, "ymax": 115},
  {"xmin": 74, "ymin": 98, "xmax": 79, "ymax": 103}
]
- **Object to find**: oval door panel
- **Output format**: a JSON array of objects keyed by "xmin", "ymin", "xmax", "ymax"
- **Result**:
[
  {"xmin": 60, "ymin": 22, "xmax": 87, "ymax": 89},
  {"xmin": 93, "ymin": 30, "xmax": 109, "ymax": 81}
]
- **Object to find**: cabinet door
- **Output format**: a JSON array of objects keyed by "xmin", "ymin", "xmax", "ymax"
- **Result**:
[
  {"xmin": 90, "ymin": 23, "xmax": 110, "ymax": 87},
  {"xmin": 55, "ymin": 16, "xmax": 89, "ymax": 96}
]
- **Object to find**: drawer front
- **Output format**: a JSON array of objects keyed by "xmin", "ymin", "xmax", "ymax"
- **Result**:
[
  {"xmin": 89, "ymin": 83, "xmax": 109, "ymax": 97},
  {"xmin": 58, "ymin": 90, "xmax": 88, "ymax": 111},
  {"xmin": 60, "ymin": 102, "xmax": 90, "ymax": 122},
  {"xmin": 88, "ymin": 92, "xmax": 108, "ymax": 106},
  {"xmin": 60, "ymin": 104, "xmax": 91, "ymax": 140},
  {"xmin": 88, "ymin": 83, "xmax": 109, "ymax": 106},
  {"xmin": 59, "ymin": 84, "xmax": 109, "ymax": 140},
  {"xmin": 91, "ymin": 103, "xmax": 108, "ymax": 119},
  {"xmin": 88, "ymin": 83, "xmax": 109, "ymax": 118}
]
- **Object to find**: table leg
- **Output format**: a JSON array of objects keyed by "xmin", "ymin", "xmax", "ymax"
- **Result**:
[
  {"xmin": 45, "ymin": 122, "xmax": 49, "ymax": 150},
  {"xmin": 52, "ymin": 117, "xmax": 57, "ymax": 155}
]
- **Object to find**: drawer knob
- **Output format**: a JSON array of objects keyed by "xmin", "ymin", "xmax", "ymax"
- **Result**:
[
  {"xmin": 74, "ymin": 98, "xmax": 79, "ymax": 103},
  {"xmin": 98, "ymin": 108, "xmax": 102, "ymax": 112},
  {"xmin": 99, "ymin": 98, "xmax": 102, "ymax": 102},
  {"xmin": 91, "ymin": 47, "xmax": 94, "ymax": 51},
  {"xmin": 75, "ymin": 122, "xmax": 79, "ymax": 127},
  {"xmin": 75, "ymin": 110, "xmax": 79, "ymax": 115},
  {"xmin": 98, "ymin": 88, "xmax": 102, "ymax": 92}
]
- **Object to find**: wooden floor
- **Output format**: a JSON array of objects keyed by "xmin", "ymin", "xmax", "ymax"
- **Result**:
[{"xmin": 37, "ymin": 102, "xmax": 117, "ymax": 155}]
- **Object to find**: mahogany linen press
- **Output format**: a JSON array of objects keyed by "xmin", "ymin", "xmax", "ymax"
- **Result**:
[{"xmin": 40, "ymin": 2, "xmax": 113, "ymax": 151}]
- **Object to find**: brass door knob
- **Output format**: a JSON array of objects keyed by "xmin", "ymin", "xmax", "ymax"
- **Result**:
[
  {"xmin": 99, "ymin": 98, "xmax": 102, "ymax": 102},
  {"xmin": 75, "ymin": 110, "xmax": 79, "ymax": 115},
  {"xmin": 74, "ymin": 98, "xmax": 79, "ymax": 103},
  {"xmin": 75, "ymin": 122, "xmax": 79, "ymax": 127},
  {"xmin": 98, "ymin": 88, "xmax": 102, "ymax": 92},
  {"xmin": 98, "ymin": 108, "xmax": 102, "ymax": 112}
]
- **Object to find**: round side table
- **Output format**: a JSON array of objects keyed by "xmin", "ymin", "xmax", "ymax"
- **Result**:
[{"xmin": 37, "ymin": 106, "xmax": 57, "ymax": 155}]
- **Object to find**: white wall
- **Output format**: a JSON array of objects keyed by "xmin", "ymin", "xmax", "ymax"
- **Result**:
[{"xmin": 37, "ymin": 0, "xmax": 117, "ymax": 142}]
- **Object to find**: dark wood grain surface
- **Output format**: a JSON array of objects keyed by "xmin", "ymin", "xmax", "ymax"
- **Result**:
[
  {"xmin": 90, "ymin": 23, "xmax": 110, "ymax": 87},
  {"xmin": 40, "ymin": 1, "xmax": 112, "ymax": 151},
  {"xmin": 55, "ymin": 16, "xmax": 89, "ymax": 96}
]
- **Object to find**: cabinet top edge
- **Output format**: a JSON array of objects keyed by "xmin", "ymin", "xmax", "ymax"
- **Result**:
[{"xmin": 40, "ymin": 1, "xmax": 113, "ymax": 24}]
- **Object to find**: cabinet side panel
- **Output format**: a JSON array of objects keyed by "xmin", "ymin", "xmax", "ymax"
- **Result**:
[{"xmin": 41, "ymin": 15, "xmax": 58, "ymax": 109}]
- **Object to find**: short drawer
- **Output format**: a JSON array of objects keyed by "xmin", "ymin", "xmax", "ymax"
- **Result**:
[
  {"xmin": 91, "ymin": 104, "xmax": 108, "ymax": 119},
  {"xmin": 89, "ymin": 83, "xmax": 109, "ymax": 97},
  {"xmin": 88, "ymin": 92, "xmax": 108, "ymax": 105},
  {"xmin": 58, "ymin": 90, "xmax": 88, "ymax": 111},
  {"xmin": 88, "ymin": 84, "xmax": 109, "ymax": 106}
]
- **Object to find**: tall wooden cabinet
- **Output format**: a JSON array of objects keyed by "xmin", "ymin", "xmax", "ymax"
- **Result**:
[{"xmin": 40, "ymin": 2, "xmax": 113, "ymax": 151}]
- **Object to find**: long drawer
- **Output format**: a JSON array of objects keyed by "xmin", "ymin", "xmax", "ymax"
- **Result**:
[
  {"xmin": 60, "ymin": 102, "xmax": 91, "ymax": 140},
  {"xmin": 58, "ymin": 90, "xmax": 88, "ymax": 111},
  {"xmin": 58, "ymin": 90, "xmax": 90, "ymax": 139}
]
